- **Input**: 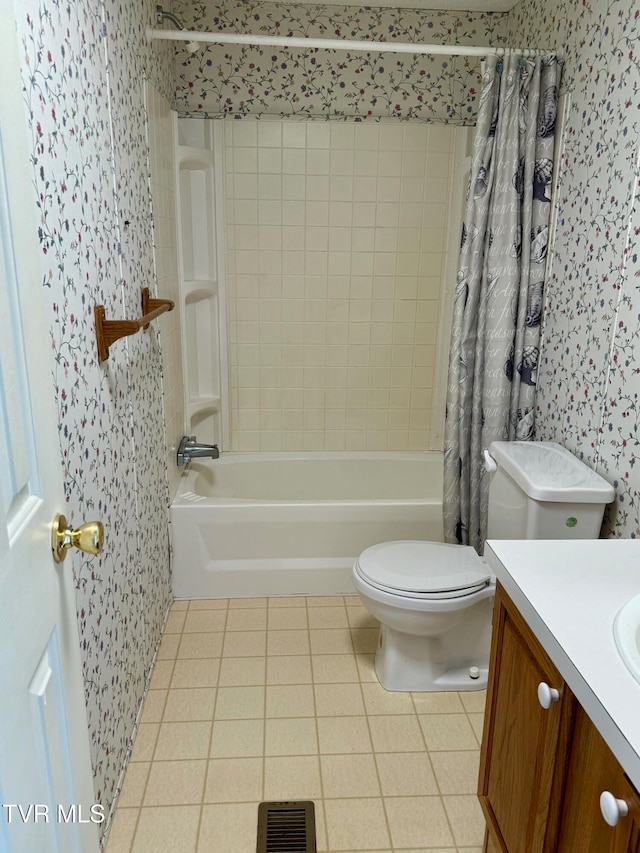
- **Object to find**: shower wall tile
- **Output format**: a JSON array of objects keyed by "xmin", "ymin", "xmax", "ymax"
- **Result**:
[
  {"xmin": 15, "ymin": 0, "xmax": 174, "ymax": 838},
  {"xmin": 508, "ymin": 0, "xmax": 640, "ymax": 537},
  {"xmin": 225, "ymin": 120, "xmax": 456, "ymax": 452}
]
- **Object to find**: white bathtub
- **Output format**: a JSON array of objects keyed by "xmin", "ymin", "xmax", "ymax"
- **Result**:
[{"xmin": 169, "ymin": 451, "xmax": 444, "ymax": 599}]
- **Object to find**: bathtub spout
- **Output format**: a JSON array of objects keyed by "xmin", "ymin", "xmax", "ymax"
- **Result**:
[{"xmin": 177, "ymin": 435, "xmax": 219, "ymax": 466}]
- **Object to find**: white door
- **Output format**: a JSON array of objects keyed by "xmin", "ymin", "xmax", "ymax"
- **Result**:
[{"xmin": 0, "ymin": 5, "xmax": 100, "ymax": 852}]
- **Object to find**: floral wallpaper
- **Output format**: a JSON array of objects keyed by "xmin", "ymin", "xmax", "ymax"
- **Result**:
[
  {"xmin": 173, "ymin": 0, "xmax": 508, "ymax": 122},
  {"xmin": 507, "ymin": 0, "xmax": 640, "ymax": 537},
  {"xmin": 15, "ymin": 0, "xmax": 174, "ymax": 838}
]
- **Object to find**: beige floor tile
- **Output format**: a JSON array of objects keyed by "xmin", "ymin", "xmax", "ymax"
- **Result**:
[
  {"xmin": 355, "ymin": 653, "xmax": 378, "ymax": 682},
  {"xmin": 311, "ymin": 653, "xmax": 359, "ymax": 683},
  {"xmin": 268, "ymin": 595, "xmax": 307, "ymax": 607},
  {"xmin": 375, "ymin": 752, "xmax": 438, "ymax": 796},
  {"xmin": 411, "ymin": 692, "xmax": 465, "ymax": 714},
  {"xmin": 314, "ymin": 682, "xmax": 365, "ymax": 716},
  {"xmin": 143, "ymin": 760, "xmax": 207, "ymax": 805},
  {"xmin": 171, "ymin": 600, "xmax": 189, "ymax": 611},
  {"xmin": 263, "ymin": 755, "xmax": 322, "ymax": 799},
  {"xmin": 188, "ymin": 598, "xmax": 228, "ymax": 610},
  {"xmin": 267, "ymin": 629, "xmax": 310, "ymax": 655},
  {"xmin": 228, "ymin": 597, "xmax": 268, "ymax": 608},
  {"xmin": 215, "ymin": 686, "xmax": 265, "ymax": 720},
  {"xmin": 149, "ymin": 660, "xmax": 173, "ymax": 690},
  {"xmin": 183, "ymin": 609, "xmax": 227, "ymax": 633},
  {"xmin": 226, "ymin": 608, "xmax": 267, "ymax": 631},
  {"xmin": 266, "ymin": 684, "xmax": 315, "ymax": 718},
  {"xmin": 385, "ymin": 796, "xmax": 454, "ymax": 849},
  {"xmin": 267, "ymin": 607, "xmax": 309, "ymax": 630},
  {"xmin": 307, "ymin": 595, "xmax": 346, "ymax": 607},
  {"xmin": 222, "ymin": 630, "xmax": 267, "ymax": 657},
  {"xmin": 324, "ymin": 798, "xmax": 391, "ymax": 850},
  {"xmin": 317, "ymin": 715, "xmax": 372, "ymax": 754},
  {"xmin": 154, "ymin": 721, "xmax": 211, "ymax": 761},
  {"xmin": 205, "ymin": 757, "xmax": 263, "ymax": 803},
  {"xmin": 419, "ymin": 714, "xmax": 478, "ymax": 751},
  {"xmin": 104, "ymin": 807, "xmax": 138, "ymax": 853},
  {"xmin": 265, "ymin": 717, "xmax": 318, "ymax": 755},
  {"xmin": 178, "ymin": 632, "xmax": 223, "ymax": 659},
  {"xmin": 164, "ymin": 610, "xmax": 186, "ymax": 633},
  {"xmin": 443, "ymin": 795, "xmax": 486, "ymax": 847},
  {"xmin": 431, "ymin": 750, "xmax": 481, "ymax": 795},
  {"xmin": 313, "ymin": 800, "xmax": 327, "ymax": 852},
  {"xmin": 361, "ymin": 681, "xmax": 414, "ymax": 715},
  {"xmin": 197, "ymin": 802, "xmax": 259, "ymax": 853},
  {"xmin": 117, "ymin": 762, "xmax": 150, "ymax": 808},
  {"xmin": 308, "ymin": 606, "xmax": 348, "ymax": 629},
  {"xmin": 368, "ymin": 715, "xmax": 425, "ymax": 753},
  {"xmin": 468, "ymin": 712, "xmax": 485, "ymax": 743},
  {"xmin": 132, "ymin": 805, "xmax": 200, "ymax": 853},
  {"xmin": 129, "ymin": 724, "xmax": 159, "ymax": 763},
  {"xmin": 157, "ymin": 633, "xmax": 180, "ymax": 660},
  {"xmin": 218, "ymin": 656, "xmax": 266, "ymax": 686},
  {"xmin": 320, "ymin": 753, "xmax": 380, "ymax": 798},
  {"xmin": 141, "ymin": 690, "xmax": 166, "ymax": 723},
  {"xmin": 351, "ymin": 627, "xmax": 380, "ymax": 653},
  {"xmin": 171, "ymin": 658, "xmax": 220, "ymax": 689},
  {"xmin": 459, "ymin": 690, "xmax": 487, "ymax": 713},
  {"xmin": 266, "ymin": 654, "xmax": 312, "ymax": 684},
  {"xmin": 163, "ymin": 688, "xmax": 216, "ymax": 722},
  {"xmin": 346, "ymin": 605, "xmax": 380, "ymax": 629},
  {"xmin": 210, "ymin": 719, "xmax": 264, "ymax": 758},
  {"xmin": 309, "ymin": 628, "xmax": 354, "ymax": 655}
]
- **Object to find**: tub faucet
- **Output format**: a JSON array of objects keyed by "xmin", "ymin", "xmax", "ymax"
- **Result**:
[{"xmin": 177, "ymin": 435, "xmax": 219, "ymax": 466}]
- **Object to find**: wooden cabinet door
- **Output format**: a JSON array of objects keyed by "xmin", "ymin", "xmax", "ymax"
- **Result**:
[
  {"xmin": 479, "ymin": 585, "xmax": 576, "ymax": 853},
  {"xmin": 558, "ymin": 706, "xmax": 640, "ymax": 853}
]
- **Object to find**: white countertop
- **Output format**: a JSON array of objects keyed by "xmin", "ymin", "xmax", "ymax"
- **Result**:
[{"xmin": 485, "ymin": 538, "xmax": 640, "ymax": 790}]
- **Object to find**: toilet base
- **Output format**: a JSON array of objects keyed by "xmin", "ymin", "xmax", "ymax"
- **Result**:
[{"xmin": 374, "ymin": 622, "xmax": 490, "ymax": 692}]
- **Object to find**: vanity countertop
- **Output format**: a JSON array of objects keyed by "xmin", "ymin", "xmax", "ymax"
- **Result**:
[{"xmin": 484, "ymin": 538, "xmax": 640, "ymax": 790}]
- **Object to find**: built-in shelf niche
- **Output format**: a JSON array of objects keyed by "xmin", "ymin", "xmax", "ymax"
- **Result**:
[{"xmin": 175, "ymin": 118, "xmax": 229, "ymax": 450}]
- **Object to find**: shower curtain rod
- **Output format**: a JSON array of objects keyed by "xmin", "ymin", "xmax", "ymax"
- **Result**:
[{"xmin": 147, "ymin": 27, "xmax": 547, "ymax": 58}]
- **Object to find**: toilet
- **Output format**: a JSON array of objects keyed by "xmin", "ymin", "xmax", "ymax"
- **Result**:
[{"xmin": 352, "ymin": 441, "xmax": 615, "ymax": 692}]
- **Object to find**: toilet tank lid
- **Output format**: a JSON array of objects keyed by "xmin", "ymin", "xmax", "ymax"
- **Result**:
[{"xmin": 488, "ymin": 441, "xmax": 615, "ymax": 503}]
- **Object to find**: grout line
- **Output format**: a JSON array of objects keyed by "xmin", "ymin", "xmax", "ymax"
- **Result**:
[
  {"xmin": 194, "ymin": 596, "xmax": 228, "ymax": 848},
  {"xmin": 306, "ymin": 594, "xmax": 328, "ymax": 853}
]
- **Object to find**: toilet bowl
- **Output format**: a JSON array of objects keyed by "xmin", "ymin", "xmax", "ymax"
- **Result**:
[
  {"xmin": 352, "ymin": 441, "xmax": 616, "ymax": 693},
  {"xmin": 352, "ymin": 540, "xmax": 495, "ymax": 691}
]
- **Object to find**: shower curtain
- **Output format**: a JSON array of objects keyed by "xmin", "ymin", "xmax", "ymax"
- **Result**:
[{"xmin": 443, "ymin": 53, "xmax": 562, "ymax": 550}]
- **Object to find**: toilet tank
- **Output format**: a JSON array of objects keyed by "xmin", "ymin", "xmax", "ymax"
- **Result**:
[{"xmin": 486, "ymin": 441, "xmax": 615, "ymax": 540}]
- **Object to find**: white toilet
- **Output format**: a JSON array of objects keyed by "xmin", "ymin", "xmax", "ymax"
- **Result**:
[{"xmin": 352, "ymin": 441, "xmax": 615, "ymax": 692}]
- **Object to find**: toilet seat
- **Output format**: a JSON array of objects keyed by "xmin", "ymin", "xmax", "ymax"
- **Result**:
[{"xmin": 355, "ymin": 540, "xmax": 491, "ymax": 600}]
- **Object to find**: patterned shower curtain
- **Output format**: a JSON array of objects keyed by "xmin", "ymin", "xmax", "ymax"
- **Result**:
[{"xmin": 443, "ymin": 54, "xmax": 562, "ymax": 550}]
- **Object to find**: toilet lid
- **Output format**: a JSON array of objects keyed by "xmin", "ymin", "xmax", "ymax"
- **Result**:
[{"xmin": 356, "ymin": 541, "xmax": 490, "ymax": 597}]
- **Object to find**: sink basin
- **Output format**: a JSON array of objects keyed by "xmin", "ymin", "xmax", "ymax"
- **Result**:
[{"xmin": 614, "ymin": 592, "xmax": 640, "ymax": 682}]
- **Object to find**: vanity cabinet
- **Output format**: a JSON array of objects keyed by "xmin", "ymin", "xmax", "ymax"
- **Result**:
[
  {"xmin": 478, "ymin": 583, "xmax": 576, "ymax": 852},
  {"xmin": 557, "ymin": 705, "xmax": 640, "ymax": 852},
  {"xmin": 480, "ymin": 584, "xmax": 640, "ymax": 853}
]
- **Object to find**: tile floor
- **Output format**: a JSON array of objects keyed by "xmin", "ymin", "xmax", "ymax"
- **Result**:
[{"xmin": 105, "ymin": 595, "xmax": 486, "ymax": 853}]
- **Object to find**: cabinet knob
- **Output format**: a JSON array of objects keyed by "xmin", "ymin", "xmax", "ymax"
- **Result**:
[
  {"xmin": 600, "ymin": 791, "xmax": 629, "ymax": 826},
  {"xmin": 537, "ymin": 682, "xmax": 560, "ymax": 709}
]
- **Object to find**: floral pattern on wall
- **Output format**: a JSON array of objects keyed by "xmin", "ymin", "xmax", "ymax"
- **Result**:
[
  {"xmin": 173, "ymin": 0, "xmax": 508, "ymax": 122},
  {"xmin": 15, "ymin": 0, "xmax": 174, "ymax": 836},
  {"xmin": 507, "ymin": 0, "xmax": 640, "ymax": 537}
]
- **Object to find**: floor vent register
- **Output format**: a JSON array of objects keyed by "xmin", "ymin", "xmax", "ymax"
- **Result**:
[{"xmin": 256, "ymin": 800, "xmax": 317, "ymax": 853}]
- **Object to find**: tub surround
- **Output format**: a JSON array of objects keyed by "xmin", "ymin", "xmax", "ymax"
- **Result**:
[{"xmin": 485, "ymin": 538, "xmax": 640, "ymax": 789}]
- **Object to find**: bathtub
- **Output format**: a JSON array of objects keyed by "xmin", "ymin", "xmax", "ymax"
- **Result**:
[{"xmin": 169, "ymin": 451, "xmax": 444, "ymax": 599}]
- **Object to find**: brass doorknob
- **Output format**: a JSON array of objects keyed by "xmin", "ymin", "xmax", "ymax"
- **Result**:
[{"xmin": 51, "ymin": 514, "xmax": 104, "ymax": 563}]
